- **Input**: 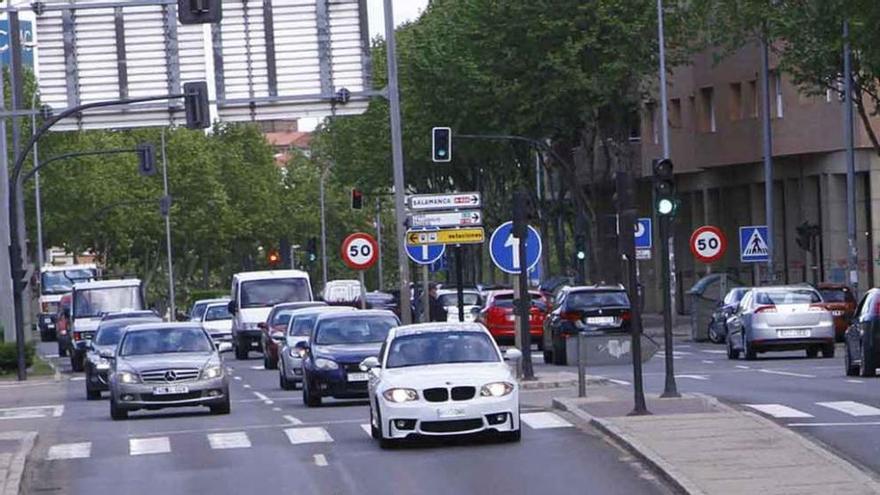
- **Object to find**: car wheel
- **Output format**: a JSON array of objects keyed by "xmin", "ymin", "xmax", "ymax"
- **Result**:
[
  {"xmin": 743, "ymin": 336, "xmax": 757, "ymax": 361},
  {"xmin": 234, "ymin": 340, "xmax": 248, "ymax": 360},
  {"xmin": 806, "ymin": 347, "xmax": 819, "ymax": 359},
  {"xmin": 543, "ymin": 350, "xmax": 553, "ymax": 364},
  {"xmin": 536, "ymin": 338, "xmax": 545, "ymax": 352},
  {"xmin": 861, "ymin": 336, "xmax": 877, "ymax": 377},
  {"xmin": 110, "ymin": 398, "xmax": 128, "ymax": 420},
  {"xmin": 86, "ymin": 381, "xmax": 101, "ymax": 401},
  {"xmin": 40, "ymin": 328, "xmax": 50, "ymax": 342},
  {"xmin": 279, "ymin": 366, "xmax": 295, "ymax": 391},
  {"xmin": 302, "ymin": 377, "xmax": 322, "ymax": 407},
  {"xmin": 57, "ymin": 342, "xmax": 67, "ymax": 357},
  {"xmin": 210, "ymin": 394, "xmax": 231, "ymax": 415},
  {"xmin": 70, "ymin": 354, "xmax": 84, "ymax": 372},
  {"xmin": 726, "ymin": 337, "xmax": 740, "ymax": 360},
  {"xmin": 266, "ymin": 354, "xmax": 278, "ymax": 370},
  {"xmin": 551, "ymin": 335, "xmax": 566, "ymax": 365},
  {"xmin": 370, "ymin": 402, "xmax": 380, "ymax": 440},
  {"xmin": 708, "ymin": 323, "xmax": 721, "ymax": 344},
  {"xmin": 845, "ymin": 342, "xmax": 860, "ymax": 376},
  {"xmin": 821, "ymin": 343, "xmax": 835, "ymax": 359}
]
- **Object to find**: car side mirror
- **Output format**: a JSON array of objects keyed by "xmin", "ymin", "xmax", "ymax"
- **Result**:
[
  {"xmin": 270, "ymin": 331, "xmax": 284, "ymax": 341},
  {"xmin": 257, "ymin": 322, "xmax": 268, "ymax": 330},
  {"xmin": 504, "ymin": 348, "xmax": 523, "ymax": 361},
  {"xmin": 98, "ymin": 350, "xmax": 115, "ymax": 360},
  {"xmin": 294, "ymin": 341, "xmax": 310, "ymax": 356},
  {"xmin": 217, "ymin": 342, "xmax": 233, "ymax": 353},
  {"xmin": 227, "ymin": 301, "xmax": 236, "ymax": 315},
  {"xmin": 359, "ymin": 356, "xmax": 380, "ymax": 372}
]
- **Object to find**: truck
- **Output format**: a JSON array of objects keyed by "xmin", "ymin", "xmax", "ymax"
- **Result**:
[{"xmin": 37, "ymin": 264, "xmax": 98, "ymax": 342}]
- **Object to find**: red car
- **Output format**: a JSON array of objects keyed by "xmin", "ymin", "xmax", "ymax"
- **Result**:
[
  {"xmin": 260, "ymin": 302, "xmax": 327, "ymax": 369},
  {"xmin": 817, "ymin": 283, "xmax": 857, "ymax": 342},
  {"xmin": 478, "ymin": 290, "xmax": 547, "ymax": 349}
]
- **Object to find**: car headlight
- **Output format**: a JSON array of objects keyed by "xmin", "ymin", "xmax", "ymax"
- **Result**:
[
  {"xmin": 383, "ymin": 388, "xmax": 419, "ymax": 403},
  {"xmin": 480, "ymin": 382, "xmax": 514, "ymax": 397},
  {"xmin": 202, "ymin": 365, "xmax": 223, "ymax": 379},
  {"xmin": 314, "ymin": 358, "xmax": 339, "ymax": 370},
  {"xmin": 117, "ymin": 371, "xmax": 139, "ymax": 384},
  {"xmin": 289, "ymin": 348, "xmax": 303, "ymax": 359}
]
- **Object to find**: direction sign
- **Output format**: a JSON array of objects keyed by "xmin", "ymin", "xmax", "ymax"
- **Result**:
[
  {"xmin": 635, "ymin": 218, "xmax": 652, "ymax": 249},
  {"xmin": 409, "ymin": 210, "xmax": 483, "ymax": 228},
  {"xmin": 739, "ymin": 226, "xmax": 770, "ymax": 263},
  {"xmin": 341, "ymin": 233, "xmax": 379, "ymax": 271},
  {"xmin": 406, "ymin": 228, "xmax": 446, "ymax": 265},
  {"xmin": 406, "ymin": 228, "xmax": 485, "ymax": 246},
  {"xmin": 408, "ymin": 192, "xmax": 481, "ymax": 211},
  {"xmin": 490, "ymin": 222, "xmax": 542, "ymax": 274},
  {"xmin": 690, "ymin": 226, "xmax": 727, "ymax": 264}
]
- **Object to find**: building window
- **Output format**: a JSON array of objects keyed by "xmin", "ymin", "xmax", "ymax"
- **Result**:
[
  {"xmin": 645, "ymin": 103, "xmax": 659, "ymax": 144},
  {"xmin": 669, "ymin": 98, "xmax": 682, "ymax": 128},
  {"xmin": 729, "ymin": 82, "xmax": 743, "ymax": 120},
  {"xmin": 748, "ymin": 80, "xmax": 759, "ymax": 118},
  {"xmin": 770, "ymin": 71, "xmax": 784, "ymax": 118},
  {"xmin": 698, "ymin": 87, "xmax": 716, "ymax": 133}
]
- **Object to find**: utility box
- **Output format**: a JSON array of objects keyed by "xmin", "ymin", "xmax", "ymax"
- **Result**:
[
  {"xmin": 565, "ymin": 330, "xmax": 660, "ymax": 367},
  {"xmin": 687, "ymin": 274, "xmax": 744, "ymax": 342}
]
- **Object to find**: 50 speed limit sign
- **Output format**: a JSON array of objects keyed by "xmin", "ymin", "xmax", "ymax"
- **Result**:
[
  {"xmin": 689, "ymin": 226, "xmax": 727, "ymax": 264},
  {"xmin": 341, "ymin": 233, "xmax": 379, "ymax": 271}
]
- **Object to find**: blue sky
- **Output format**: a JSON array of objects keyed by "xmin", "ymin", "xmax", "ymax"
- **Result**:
[{"xmin": 367, "ymin": 0, "xmax": 428, "ymax": 37}]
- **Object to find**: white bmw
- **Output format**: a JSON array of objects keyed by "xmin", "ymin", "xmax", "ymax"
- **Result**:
[{"xmin": 362, "ymin": 322, "xmax": 523, "ymax": 448}]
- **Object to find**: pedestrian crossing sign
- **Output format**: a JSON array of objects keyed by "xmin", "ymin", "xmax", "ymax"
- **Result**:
[{"xmin": 739, "ymin": 226, "xmax": 770, "ymax": 263}]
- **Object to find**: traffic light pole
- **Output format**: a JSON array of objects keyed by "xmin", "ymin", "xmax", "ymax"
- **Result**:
[
  {"xmin": 659, "ymin": 216, "xmax": 679, "ymax": 398},
  {"xmin": 161, "ymin": 129, "xmax": 176, "ymax": 320}
]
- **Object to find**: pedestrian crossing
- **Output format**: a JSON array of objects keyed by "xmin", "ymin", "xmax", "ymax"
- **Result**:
[
  {"xmin": 745, "ymin": 400, "xmax": 880, "ymax": 421},
  {"xmin": 42, "ymin": 412, "xmax": 574, "ymax": 461}
]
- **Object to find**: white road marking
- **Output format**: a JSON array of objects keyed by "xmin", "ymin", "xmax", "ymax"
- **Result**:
[
  {"xmin": 129, "ymin": 437, "xmax": 171, "ymax": 456},
  {"xmin": 700, "ymin": 350, "xmax": 727, "ymax": 354},
  {"xmin": 607, "ymin": 378, "xmax": 631, "ymax": 386},
  {"xmin": 250, "ymin": 366, "xmax": 265, "ymax": 371},
  {"xmin": 521, "ymin": 412, "xmax": 573, "ymax": 429},
  {"xmin": 284, "ymin": 415, "xmax": 302, "ymax": 425},
  {"xmin": 361, "ymin": 424, "xmax": 372, "ymax": 436},
  {"xmin": 847, "ymin": 379, "xmax": 865, "ymax": 384},
  {"xmin": 735, "ymin": 365, "xmax": 750, "ymax": 369},
  {"xmin": 207, "ymin": 432, "xmax": 251, "ymax": 450},
  {"xmin": 758, "ymin": 369, "xmax": 816, "ymax": 378},
  {"xmin": 233, "ymin": 376, "xmax": 242, "ymax": 381},
  {"xmin": 0, "ymin": 405, "xmax": 64, "ymax": 420},
  {"xmin": 675, "ymin": 375, "xmax": 708, "ymax": 381},
  {"xmin": 272, "ymin": 407, "xmax": 281, "ymax": 412},
  {"xmin": 47, "ymin": 442, "xmax": 91, "ymax": 460},
  {"xmin": 253, "ymin": 392, "xmax": 273, "ymax": 405},
  {"xmin": 42, "ymin": 353, "xmax": 60, "ymax": 359},
  {"xmin": 285, "ymin": 427, "xmax": 334, "ymax": 445},
  {"xmin": 744, "ymin": 404, "xmax": 814, "ymax": 419},
  {"xmin": 701, "ymin": 360, "xmax": 715, "ymax": 364},
  {"xmin": 243, "ymin": 384, "xmax": 251, "ymax": 389},
  {"xmin": 817, "ymin": 401, "xmax": 880, "ymax": 417},
  {"xmin": 314, "ymin": 454, "xmax": 328, "ymax": 467},
  {"xmin": 789, "ymin": 421, "xmax": 880, "ymax": 427},
  {"xmin": 70, "ymin": 377, "xmax": 85, "ymax": 382}
]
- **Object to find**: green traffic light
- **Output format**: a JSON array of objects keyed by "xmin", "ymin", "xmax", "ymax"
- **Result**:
[
  {"xmin": 577, "ymin": 251, "xmax": 586, "ymax": 260},
  {"xmin": 657, "ymin": 198, "xmax": 675, "ymax": 216}
]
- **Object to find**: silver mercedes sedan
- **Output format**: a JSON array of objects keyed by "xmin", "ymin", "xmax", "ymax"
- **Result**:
[
  {"xmin": 105, "ymin": 323, "xmax": 231, "ymax": 420},
  {"xmin": 726, "ymin": 285, "xmax": 834, "ymax": 360}
]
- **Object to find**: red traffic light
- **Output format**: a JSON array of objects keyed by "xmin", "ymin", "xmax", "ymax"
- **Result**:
[
  {"xmin": 267, "ymin": 250, "xmax": 281, "ymax": 266},
  {"xmin": 351, "ymin": 188, "xmax": 364, "ymax": 210}
]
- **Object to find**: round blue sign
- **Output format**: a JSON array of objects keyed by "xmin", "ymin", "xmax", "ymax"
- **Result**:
[
  {"xmin": 406, "ymin": 228, "xmax": 446, "ymax": 265},
  {"xmin": 489, "ymin": 221, "xmax": 542, "ymax": 274}
]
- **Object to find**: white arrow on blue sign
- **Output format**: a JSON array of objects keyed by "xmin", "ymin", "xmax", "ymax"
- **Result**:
[
  {"xmin": 406, "ymin": 228, "xmax": 446, "ymax": 265},
  {"xmin": 489, "ymin": 222, "xmax": 543, "ymax": 274},
  {"xmin": 635, "ymin": 218, "xmax": 652, "ymax": 249}
]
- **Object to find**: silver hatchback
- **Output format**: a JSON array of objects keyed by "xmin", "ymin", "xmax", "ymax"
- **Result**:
[{"xmin": 726, "ymin": 286, "xmax": 834, "ymax": 360}]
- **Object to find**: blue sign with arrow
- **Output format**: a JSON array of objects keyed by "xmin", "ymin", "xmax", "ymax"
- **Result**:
[
  {"xmin": 739, "ymin": 225, "xmax": 770, "ymax": 263},
  {"xmin": 635, "ymin": 218, "xmax": 652, "ymax": 249},
  {"xmin": 489, "ymin": 222, "xmax": 543, "ymax": 274},
  {"xmin": 406, "ymin": 228, "xmax": 446, "ymax": 265}
]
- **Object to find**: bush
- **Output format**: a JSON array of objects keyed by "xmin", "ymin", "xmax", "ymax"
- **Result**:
[{"xmin": 0, "ymin": 342, "xmax": 35, "ymax": 373}]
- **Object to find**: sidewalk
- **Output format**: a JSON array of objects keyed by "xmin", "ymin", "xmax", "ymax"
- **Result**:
[
  {"xmin": 518, "ymin": 370, "xmax": 608, "ymax": 390},
  {"xmin": 554, "ymin": 391, "xmax": 880, "ymax": 495},
  {"xmin": 0, "ymin": 431, "xmax": 36, "ymax": 495}
]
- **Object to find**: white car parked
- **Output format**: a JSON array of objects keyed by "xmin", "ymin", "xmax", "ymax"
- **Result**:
[{"xmin": 362, "ymin": 322, "xmax": 522, "ymax": 448}]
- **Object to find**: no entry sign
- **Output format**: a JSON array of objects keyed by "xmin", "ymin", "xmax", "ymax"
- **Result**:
[
  {"xmin": 341, "ymin": 233, "xmax": 379, "ymax": 271},
  {"xmin": 690, "ymin": 226, "xmax": 727, "ymax": 264}
]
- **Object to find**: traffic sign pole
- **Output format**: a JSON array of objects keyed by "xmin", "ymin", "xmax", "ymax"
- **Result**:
[
  {"xmin": 513, "ymin": 190, "xmax": 534, "ymax": 381},
  {"xmin": 456, "ymin": 246, "xmax": 465, "ymax": 323},
  {"xmin": 659, "ymin": 216, "xmax": 679, "ymax": 398}
]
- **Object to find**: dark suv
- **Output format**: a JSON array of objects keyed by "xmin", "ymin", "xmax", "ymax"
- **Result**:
[{"xmin": 542, "ymin": 285, "xmax": 631, "ymax": 365}]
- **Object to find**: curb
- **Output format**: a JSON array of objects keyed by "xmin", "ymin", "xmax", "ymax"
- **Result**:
[
  {"xmin": 0, "ymin": 431, "xmax": 37, "ymax": 495},
  {"xmin": 519, "ymin": 376, "xmax": 608, "ymax": 390},
  {"xmin": 553, "ymin": 397, "xmax": 702, "ymax": 495}
]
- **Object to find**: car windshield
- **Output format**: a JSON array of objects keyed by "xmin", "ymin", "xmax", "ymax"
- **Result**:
[
  {"xmin": 41, "ymin": 269, "xmax": 96, "ymax": 295},
  {"xmin": 313, "ymin": 316, "xmax": 397, "ymax": 345},
  {"xmin": 119, "ymin": 327, "xmax": 213, "ymax": 356},
  {"xmin": 438, "ymin": 293, "xmax": 480, "ymax": 306},
  {"xmin": 290, "ymin": 315, "xmax": 318, "ymax": 337},
  {"xmin": 271, "ymin": 308, "xmax": 298, "ymax": 326},
  {"xmin": 190, "ymin": 302, "xmax": 210, "ymax": 320},
  {"xmin": 819, "ymin": 289, "xmax": 854, "ymax": 304},
  {"xmin": 204, "ymin": 305, "xmax": 232, "ymax": 321},
  {"xmin": 240, "ymin": 279, "xmax": 311, "ymax": 308},
  {"xmin": 386, "ymin": 331, "xmax": 500, "ymax": 368},
  {"xmin": 754, "ymin": 289, "xmax": 821, "ymax": 305},
  {"xmin": 74, "ymin": 286, "xmax": 143, "ymax": 318},
  {"xmin": 566, "ymin": 291, "xmax": 629, "ymax": 309},
  {"xmin": 94, "ymin": 324, "xmax": 127, "ymax": 346},
  {"xmin": 724, "ymin": 288, "xmax": 748, "ymax": 305}
]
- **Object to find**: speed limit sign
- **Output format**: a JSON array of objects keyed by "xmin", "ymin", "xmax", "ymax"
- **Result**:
[
  {"xmin": 690, "ymin": 226, "xmax": 727, "ymax": 264},
  {"xmin": 341, "ymin": 233, "xmax": 379, "ymax": 271}
]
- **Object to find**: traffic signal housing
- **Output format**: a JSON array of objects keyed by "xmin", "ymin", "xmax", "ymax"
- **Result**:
[
  {"xmin": 432, "ymin": 127, "xmax": 452, "ymax": 163},
  {"xmin": 652, "ymin": 158, "xmax": 678, "ymax": 217},
  {"xmin": 137, "ymin": 143, "xmax": 156, "ymax": 177},
  {"xmin": 267, "ymin": 249, "xmax": 281, "ymax": 266},
  {"xmin": 177, "ymin": 0, "xmax": 222, "ymax": 25},
  {"xmin": 307, "ymin": 237, "xmax": 318, "ymax": 263},
  {"xmin": 183, "ymin": 81, "xmax": 211, "ymax": 130},
  {"xmin": 351, "ymin": 189, "xmax": 363, "ymax": 210}
]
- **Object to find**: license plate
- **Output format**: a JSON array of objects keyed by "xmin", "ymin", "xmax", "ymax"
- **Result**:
[
  {"xmin": 777, "ymin": 329, "xmax": 810, "ymax": 338},
  {"xmin": 347, "ymin": 372, "xmax": 368, "ymax": 382},
  {"xmin": 152, "ymin": 385, "xmax": 189, "ymax": 395},
  {"xmin": 586, "ymin": 316, "xmax": 616, "ymax": 325},
  {"xmin": 438, "ymin": 407, "xmax": 466, "ymax": 418}
]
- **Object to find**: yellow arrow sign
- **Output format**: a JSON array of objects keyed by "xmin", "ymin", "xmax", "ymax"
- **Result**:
[{"xmin": 406, "ymin": 228, "xmax": 485, "ymax": 246}]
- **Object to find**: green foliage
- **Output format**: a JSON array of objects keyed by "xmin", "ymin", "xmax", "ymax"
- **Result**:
[{"xmin": 0, "ymin": 342, "xmax": 34, "ymax": 373}]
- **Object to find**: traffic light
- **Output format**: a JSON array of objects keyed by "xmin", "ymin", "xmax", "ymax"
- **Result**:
[
  {"xmin": 177, "ymin": 0, "xmax": 222, "ymax": 25},
  {"xmin": 306, "ymin": 237, "xmax": 318, "ymax": 263},
  {"xmin": 137, "ymin": 143, "xmax": 156, "ymax": 177},
  {"xmin": 159, "ymin": 195, "xmax": 172, "ymax": 217},
  {"xmin": 512, "ymin": 190, "xmax": 528, "ymax": 239},
  {"xmin": 796, "ymin": 222, "xmax": 821, "ymax": 251},
  {"xmin": 432, "ymin": 127, "xmax": 452, "ymax": 163},
  {"xmin": 652, "ymin": 158, "xmax": 678, "ymax": 217},
  {"xmin": 267, "ymin": 249, "xmax": 281, "ymax": 266},
  {"xmin": 351, "ymin": 188, "xmax": 363, "ymax": 210},
  {"xmin": 575, "ymin": 234, "xmax": 587, "ymax": 261},
  {"xmin": 183, "ymin": 81, "xmax": 211, "ymax": 130}
]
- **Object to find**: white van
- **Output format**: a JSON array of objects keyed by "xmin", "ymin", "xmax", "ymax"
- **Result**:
[
  {"xmin": 38, "ymin": 264, "xmax": 98, "ymax": 341},
  {"xmin": 228, "ymin": 270, "xmax": 313, "ymax": 360}
]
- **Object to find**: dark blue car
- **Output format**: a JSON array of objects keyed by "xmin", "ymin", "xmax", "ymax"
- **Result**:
[{"xmin": 298, "ymin": 310, "xmax": 399, "ymax": 407}]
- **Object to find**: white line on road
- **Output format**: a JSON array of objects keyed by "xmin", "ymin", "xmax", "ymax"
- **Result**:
[
  {"xmin": 847, "ymin": 379, "xmax": 865, "ymax": 384},
  {"xmin": 700, "ymin": 350, "xmax": 727, "ymax": 355},
  {"xmin": 272, "ymin": 407, "xmax": 281, "ymax": 412},
  {"xmin": 817, "ymin": 401, "xmax": 880, "ymax": 417},
  {"xmin": 47, "ymin": 442, "xmax": 91, "ymax": 460},
  {"xmin": 253, "ymin": 392, "xmax": 274, "ymax": 405},
  {"xmin": 70, "ymin": 377, "xmax": 85, "ymax": 382},
  {"xmin": 285, "ymin": 427, "xmax": 334, "ymax": 445},
  {"xmin": 789, "ymin": 421, "xmax": 880, "ymax": 427},
  {"xmin": 0, "ymin": 405, "xmax": 64, "ymax": 420},
  {"xmin": 284, "ymin": 415, "xmax": 303, "ymax": 425},
  {"xmin": 42, "ymin": 353, "xmax": 59, "ymax": 359},
  {"xmin": 521, "ymin": 412, "xmax": 573, "ymax": 429},
  {"xmin": 129, "ymin": 437, "xmax": 171, "ymax": 456},
  {"xmin": 208, "ymin": 432, "xmax": 252, "ymax": 450},
  {"xmin": 735, "ymin": 365, "xmax": 750, "ymax": 369},
  {"xmin": 233, "ymin": 376, "xmax": 242, "ymax": 381},
  {"xmin": 744, "ymin": 404, "xmax": 814, "ymax": 418},
  {"xmin": 675, "ymin": 375, "xmax": 708, "ymax": 381},
  {"xmin": 361, "ymin": 424, "xmax": 372, "ymax": 436},
  {"xmin": 701, "ymin": 360, "xmax": 715, "ymax": 364},
  {"xmin": 243, "ymin": 384, "xmax": 251, "ymax": 389},
  {"xmin": 607, "ymin": 378, "xmax": 631, "ymax": 386},
  {"xmin": 250, "ymin": 366, "xmax": 265, "ymax": 371},
  {"xmin": 758, "ymin": 369, "xmax": 816, "ymax": 379},
  {"xmin": 314, "ymin": 454, "xmax": 328, "ymax": 467}
]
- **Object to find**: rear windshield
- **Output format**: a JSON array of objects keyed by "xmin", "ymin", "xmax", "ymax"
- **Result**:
[
  {"xmin": 566, "ymin": 291, "xmax": 629, "ymax": 309},
  {"xmin": 819, "ymin": 289, "xmax": 855, "ymax": 304},
  {"xmin": 204, "ymin": 305, "xmax": 232, "ymax": 321},
  {"xmin": 493, "ymin": 293, "xmax": 544, "ymax": 309},
  {"xmin": 74, "ymin": 286, "xmax": 143, "ymax": 318},
  {"xmin": 724, "ymin": 288, "xmax": 749, "ymax": 305},
  {"xmin": 313, "ymin": 316, "xmax": 397, "ymax": 345},
  {"xmin": 438, "ymin": 293, "xmax": 480, "ymax": 307},
  {"xmin": 754, "ymin": 289, "xmax": 821, "ymax": 305}
]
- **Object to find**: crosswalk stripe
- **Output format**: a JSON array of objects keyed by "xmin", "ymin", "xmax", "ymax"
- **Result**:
[
  {"xmin": 700, "ymin": 350, "xmax": 727, "ymax": 354},
  {"xmin": 47, "ymin": 442, "xmax": 91, "ymax": 460},
  {"xmin": 521, "ymin": 412, "xmax": 573, "ymax": 429},
  {"xmin": 817, "ymin": 401, "xmax": 880, "ymax": 417},
  {"xmin": 675, "ymin": 374, "xmax": 708, "ymax": 381},
  {"xmin": 130, "ymin": 437, "xmax": 171, "ymax": 456},
  {"xmin": 361, "ymin": 424, "xmax": 372, "ymax": 436},
  {"xmin": 744, "ymin": 404, "xmax": 813, "ymax": 418},
  {"xmin": 758, "ymin": 369, "xmax": 816, "ymax": 379},
  {"xmin": 207, "ymin": 432, "xmax": 251, "ymax": 450},
  {"xmin": 285, "ymin": 427, "xmax": 334, "ymax": 445}
]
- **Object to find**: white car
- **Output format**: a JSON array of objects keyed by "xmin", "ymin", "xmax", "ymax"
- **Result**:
[
  {"xmin": 363, "ymin": 323, "xmax": 522, "ymax": 448},
  {"xmin": 201, "ymin": 302, "xmax": 233, "ymax": 343},
  {"xmin": 436, "ymin": 289, "xmax": 482, "ymax": 323}
]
